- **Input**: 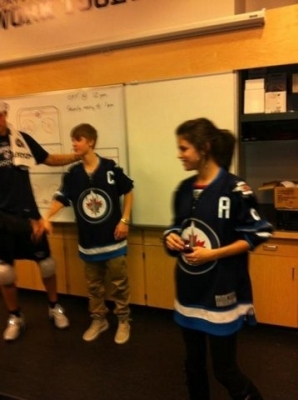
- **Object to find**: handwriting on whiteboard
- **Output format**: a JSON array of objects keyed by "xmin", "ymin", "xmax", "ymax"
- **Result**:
[{"xmin": 66, "ymin": 90, "xmax": 114, "ymax": 113}]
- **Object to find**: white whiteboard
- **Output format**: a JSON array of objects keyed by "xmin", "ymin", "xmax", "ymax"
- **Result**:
[
  {"xmin": 5, "ymin": 85, "xmax": 127, "ymax": 222},
  {"xmin": 126, "ymin": 72, "xmax": 237, "ymax": 227}
]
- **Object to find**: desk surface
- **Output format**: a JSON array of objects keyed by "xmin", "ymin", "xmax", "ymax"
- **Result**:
[{"xmin": 273, "ymin": 230, "xmax": 298, "ymax": 240}]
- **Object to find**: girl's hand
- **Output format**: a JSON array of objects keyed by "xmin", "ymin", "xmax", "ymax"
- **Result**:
[
  {"xmin": 183, "ymin": 246, "xmax": 216, "ymax": 265},
  {"xmin": 165, "ymin": 233, "xmax": 185, "ymax": 252}
]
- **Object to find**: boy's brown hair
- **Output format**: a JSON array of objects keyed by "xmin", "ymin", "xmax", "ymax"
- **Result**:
[{"xmin": 70, "ymin": 123, "xmax": 98, "ymax": 148}]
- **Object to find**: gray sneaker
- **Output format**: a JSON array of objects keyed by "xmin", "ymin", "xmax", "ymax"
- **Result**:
[
  {"xmin": 82, "ymin": 316, "xmax": 109, "ymax": 342},
  {"xmin": 49, "ymin": 304, "xmax": 69, "ymax": 329},
  {"xmin": 3, "ymin": 314, "xmax": 25, "ymax": 341},
  {"xmin": 114, "ymin": 320, "xmax": 131, "ymax": 345}
]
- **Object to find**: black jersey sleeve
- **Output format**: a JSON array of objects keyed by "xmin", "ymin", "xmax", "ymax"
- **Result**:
[
  {"xmin": 232, "ymin": 180, "xmax": 273, "ymax": 248},
  {"xmin": 109, "ymin": 160, "xmax": 134, "ymax": 195},
  {"xmin": 22, "ymin": 132, "xmax": 49, "ymax": 164},
  {"xmin": 53, "ymin": 169, "xmax": 73, "ymax": 207}
]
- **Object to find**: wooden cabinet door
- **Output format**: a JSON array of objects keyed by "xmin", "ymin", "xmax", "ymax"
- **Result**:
[
  {"xmin": 145, "ymin": 245, "xmax": 176, "ymax": 310},
  {"xmin": 48, "ymin": 235, "xmax": 68, "ymax": 294},
  {"xmin": 125, "ymin": 244, "xmax": 146, "ymax": 305},
  {"xmin": 64, "ymin": 237, "xmax": 87, "ymax": 296},
  {"xmin": 143, "ymin": 229, "xmax": 176, "ymax": 310},
  {"xmin": 249, "ymin": 253, "xmax": 298, "ymax": 328},
  {"xmin": 15, "ymin": 260, "xmax": 37, "ymax": 289}
]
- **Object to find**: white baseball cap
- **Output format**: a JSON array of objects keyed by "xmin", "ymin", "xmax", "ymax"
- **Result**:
[{"xmin": 0, "ymin": 101, "xmax": 9, "ymax": 113}]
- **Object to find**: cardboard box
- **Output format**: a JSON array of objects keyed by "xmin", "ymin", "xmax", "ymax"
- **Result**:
[
  {"xmin": 275, "ymin": 187, "xmax": 298, "ymax": 209},
  {"xmin": 265, "ymin": 91, "xmax": 286, "ymax": 113},
  {"xmin": 258, "ymin": 181, "xmax": 298, "ymax": 209}
]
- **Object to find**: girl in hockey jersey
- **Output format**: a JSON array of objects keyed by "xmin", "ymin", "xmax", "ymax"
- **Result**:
[
  {"xmin": 164, "ymin": 118, "xmax": 272, "ymax": 400},
  {"xmin": 45, "ymin": 123, "xmax": 133, "ymax": 345}
]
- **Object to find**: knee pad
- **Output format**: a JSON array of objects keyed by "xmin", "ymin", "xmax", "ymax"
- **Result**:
[
  {"xmin": 38, "ymin": 257, "xmax": 56, "ymax": 278},
  {"xmin": 0, "ymin": 262, "xmax": 16, "ymax": 285}
]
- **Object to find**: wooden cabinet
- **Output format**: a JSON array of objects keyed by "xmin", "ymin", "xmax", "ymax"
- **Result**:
[
  {"xmin": 15, "ymin": 260, "xmax": 39, "ymax": 290},
  {"xmin": 143, "ymin": 229, "xmax": 176, "ymax": 310},
  {"xmin": 63, "ymin": 231, "xmax": 86, "ymax": 297},
  {"xmin": 14, "ymin": 225, "xmax": 176, "ymax": 310},
  {"xmin": 63, "ymin": 226, "xmax": 174, "ymax": 309},
  {"xmin": 239, "ymin": 65, "xmax": 298, "ymax": 328},
  {"xmin": 48, "ymin": 232, "xmax": 68, "ymax": 294},
  {"xmin": 249, "ymin": 233, "xmax": 298, "ymax": 328},
  {"xmin": 125, "ymin": 229, "xmax": 146, "ymax": 305}
]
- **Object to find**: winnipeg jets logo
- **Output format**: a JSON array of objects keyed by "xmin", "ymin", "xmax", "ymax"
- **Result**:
[
  {"xmin": 78, "ymin": 188, "xmax": 112, "ymax": 224},
  {"xmin": 179, "ymin": 219, "xmax": 220, "ymax": 275},
  {"xmin": 85, "ymin": 190, "xmax": 103, "ymax": 214},
  {"xmin": 183, "ymin": 225, "xmax": 207, "ymax": 250}
]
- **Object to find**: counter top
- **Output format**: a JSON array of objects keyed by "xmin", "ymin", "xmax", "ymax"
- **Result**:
[{"xmin": 272, "ymin": 230, "xmax": 298, "ymax": 240}]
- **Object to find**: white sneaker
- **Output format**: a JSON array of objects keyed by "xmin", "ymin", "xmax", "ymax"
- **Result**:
[
  {"xmin": 114, "ymin": 320, "xmax": 130, "ymax": 345},
  {"xmin": 82, "ymin": 316, "xmax": 109, "ymax": 342},
  {"xmin": 49, "ymin": 304, "xmax": 69, "ymax": 329},
  {"xmin": 3, "ymin": 314, "xmax": 25, "ymax": 341}
]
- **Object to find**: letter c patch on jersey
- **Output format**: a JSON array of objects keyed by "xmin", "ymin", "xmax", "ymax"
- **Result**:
[{"xmin": 107, "ymin": 171, "xmax": 115, "ymax": 185}]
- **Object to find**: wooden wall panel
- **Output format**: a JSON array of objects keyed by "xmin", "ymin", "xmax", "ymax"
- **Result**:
[{"xmin": 0, "ymin": 6, "xmax": 298, "ymax": 97}]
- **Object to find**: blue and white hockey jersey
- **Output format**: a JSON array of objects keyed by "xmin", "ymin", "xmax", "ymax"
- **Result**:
[
  {"xmin": 54, "ymin": 156, "xmax": 133, "ymax": 262},
  {"xmin": 164, "ymin": 168, "xmax": 272, "ymax": 336}
]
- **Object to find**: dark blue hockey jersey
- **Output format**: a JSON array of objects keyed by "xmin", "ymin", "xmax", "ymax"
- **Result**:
[
  {"xmin": 54, "ymin": 156, "xmax": 134, "ymax": 262},
  {"xmin": 164, "ymin": 168, "xmax": 272, "ymax": 336}
]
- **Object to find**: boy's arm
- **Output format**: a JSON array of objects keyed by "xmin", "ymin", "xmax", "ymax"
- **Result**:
[
  {"xmin": 120, "ymin": 190, "xmax": 133, "ymax": 225},
  {"xmin": 43, "ymin": 200, "xmax": 65, "ymax": 234},
  {"xmin": 114, "ymin": 190, "xmax": 133, "ymax": 240},
  {"xmin": 44, "ymin": 153, "xmax": 80, "ymax": 166}
]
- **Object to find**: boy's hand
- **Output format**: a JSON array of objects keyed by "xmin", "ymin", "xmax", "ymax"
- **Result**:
[
  {"xmin": 43, "ymin": 218, "xmax": 53, "ymax": 235},
  {"xmin": 114, "ymin": 220, "xmax": 129, "ymax": 240},
  {"xmin": 30, "ymin": 218, "xmax": 45, "ymax": 242}
]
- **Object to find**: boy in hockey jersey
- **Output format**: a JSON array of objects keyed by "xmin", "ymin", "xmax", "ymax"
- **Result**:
[
  {"xmin": 45, "ymin": 123, "xmax": 133, "ymax": 344},
  {"xmin": 164, "ymin": 118, "xmax": 272, "ymax": 400}
]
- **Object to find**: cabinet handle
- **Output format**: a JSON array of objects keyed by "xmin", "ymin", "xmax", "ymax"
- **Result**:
[
  {"xmin": 262, "ymin": 244, "xmax": 278, "ymax": 251},
  {"xmin": 292, "ymin": 268, "xmax": 296, "ymax": 281}
]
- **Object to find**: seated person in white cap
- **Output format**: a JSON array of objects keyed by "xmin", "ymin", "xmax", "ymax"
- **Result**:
[{"xmin": 0, "ymin": 100, "xmax": 80, "ymax": 341}]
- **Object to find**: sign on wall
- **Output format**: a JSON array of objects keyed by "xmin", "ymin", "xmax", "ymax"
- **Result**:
[{"xmin": 0, "ymin": 0, "xmax": 237, "ymax": 66}]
